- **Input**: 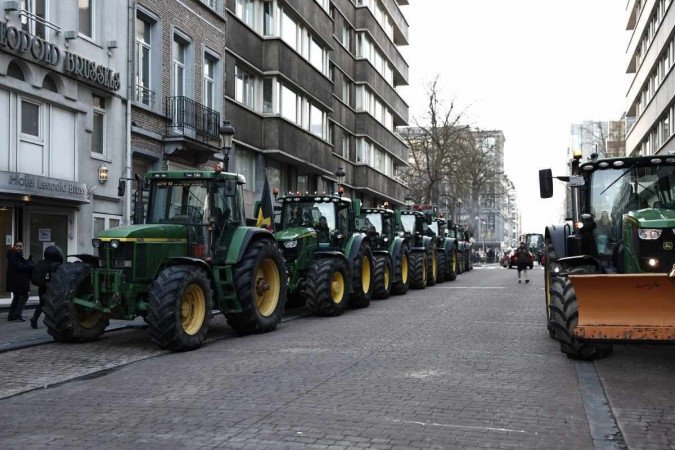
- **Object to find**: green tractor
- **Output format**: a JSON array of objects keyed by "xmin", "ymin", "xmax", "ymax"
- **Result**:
[
  {"xmin": 274, "ymin": 193, "xmax": 373, "ymax": 316},
  {"xmin": 42, "ymin": 168, "xmax": 287, "ymax": 351},
  {"xmin": 429, "ymin": 218, "xmax": 458, "ymax": 282},
  {"xmin": 399, "ymin": 209, "xmax": 437, "ymax": 289},
  {"xmin": 359, "ymin": 206, "xmax": 409, "ymax": 298}
]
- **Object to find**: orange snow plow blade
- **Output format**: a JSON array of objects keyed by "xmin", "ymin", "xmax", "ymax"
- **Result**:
[{"xmin": 570, "ymin": 274, "xmax": 675, "ymax": 341}]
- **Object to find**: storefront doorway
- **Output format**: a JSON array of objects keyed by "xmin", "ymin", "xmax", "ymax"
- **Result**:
[
  {"xmin": 0, "ymin": 207, "xmax": 13, "ymax": 296},
  {"xmin": 26, "ymin": 211, "xmax": 69, "ymax": 296}
]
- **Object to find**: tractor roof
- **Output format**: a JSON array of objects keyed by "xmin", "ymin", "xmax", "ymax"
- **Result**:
[
  {"xmin": 279, "ymin": 193, "xmax": 350, "ymax": 204},
  {"xmin": 363, "ymin": 208, "xmax": 394, "ymax": 215},
  {"xmin": 580, "ymin": 155, "xmax": 675, "ymax": 173},
  {"xmin": 146, "ymin": 170, "xmax": 246, "ymax": 184},
  {"xmin": 400, "ymin": 210, "xmax": 426, "ymax": 217}
]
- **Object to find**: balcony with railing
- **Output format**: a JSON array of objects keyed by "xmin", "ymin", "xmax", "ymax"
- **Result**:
[{"xmin": 164, "ymin": 96, "xmax": 222, "ymax": 162}]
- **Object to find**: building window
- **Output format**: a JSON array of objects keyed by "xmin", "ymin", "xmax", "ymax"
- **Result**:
[
  {"xmin": 6, "ymin": 61, "xmax": 25, "ymax": 81},
  {"xmin": 340, "ymin": 21, "xmax": 351, "ymax": 50},
  {"xmin": 78, "ymin": 0, "xmax": 94, "ymax": 39},
  {"xmin": 20, "ymin": 100, "xmax": 41, "ymax": 137},
  {"xmin": 280, "ymin": 84, "xmax": 298, "ymax": 123},
  {"xmin": 342, "ymin": 135, "xmax": 350, "ymax": 159},
  {"xmin": 92, "ymin": 95, "xmax": 105, "ymax": 155},
  {"xmin": 235, "ymin": 66, "xmax": 256, "ymax": 109},
  {"xmin": 203, "ymin": 55, "xmax": 216, "ymax": 110},
  {"xmin": 173, "ymin": 36, "xmax": 187, "ymax": 97},
  {"xmin": 21, "ymin": 0, "xmax": 46, "ymax": 39},
  {"xmin": 263, "ymin": 1, "xmax": 275, "ymax": 36},
  {"xmin": 236, "ymin": 0, "xmax": 256, "ymax": 28},
  {"xmin": 309, "ymin": 37, "xmax": 323, "ymax": 71},
  {"xmin": 135, "ymin": 14, "xmax": 153, "ymax": 106},
  {"xmin": 281, "ymin": 11, "xmax": 297, "ymax": 50},
  {"xmin": 263, "ymin": 78, "xmax": 274, "ymax": 113},
  {"xmin": 235, "ymin": 148, "xmax": 256, "ymax": 188},
  {"xmin": 309, "ymin": 104, "xmax": 324, "ymax": 138},
  {"xmin": 93, "ymin": 214, "xmax": 122, "ymax": 244}
]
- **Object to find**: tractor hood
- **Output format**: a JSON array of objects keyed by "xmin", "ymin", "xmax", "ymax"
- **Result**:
[
  {"xmin": 96, "ymin": 224, "xmax": 188, "ymax": 241},
  {"xmin": 629, "ymin": 209, "xmax": 675, "ymax": 228},
  {"xmin": 275, "ymin": 227, "xmax": 317, "ymax": 242}
]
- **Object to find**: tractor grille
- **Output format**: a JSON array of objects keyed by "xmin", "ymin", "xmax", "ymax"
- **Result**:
[
  {"xmin": 98, "ymin": 242, "xmax": 134, "ymax": 281},
  {"xmin": 637, "ymin": 228, "xmax": 675, "ymax": 273},
  {"xmin": 282, "ymin": 240, "xmax": 303, "ymax": 273}
]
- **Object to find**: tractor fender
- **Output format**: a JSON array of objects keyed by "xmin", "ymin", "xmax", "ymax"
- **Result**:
[
  {"xmin": 545, "ymin": 223, "xmax": 571, "ymax": 258},
  {"xmin": 69, "ymin": 253, "xmax": 99, "ymax": 267},
  {"xmin": 389, "ymin": 237, "xmax": 404, "ymax": 258},
  {"xmin": 554, "ymin": 255, "xmax": 600, "ymax": 274},
  {"xmin": 372, "ymin": 249, "xmax": 390, "ymax": 257},
  {"xmin": 225, "ymin": 227, "xmax": 277, "ymax": 265},
  {"xmin": 314, "ymin": 250, "xmax": 349, "ymax": 265},
  {"xmin": 345, "ymin": 233, "xmax": 368, "ymax": 268},
  {"xmin": 422, "ymin": 236, "xmax": 435, "ymax": 251},
  {"xmin": 160, "ymin": 257, "xmax": 212, "ymax": 275}
]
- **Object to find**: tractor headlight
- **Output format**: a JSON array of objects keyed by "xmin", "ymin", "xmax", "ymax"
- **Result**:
[
  {"xmin": 648, "ymin": 258, "xmax": 659, "ymax": 268},
  {"xmin": 284, "ymin": 240, "xmax": 298, "ymax": 249},
  {"xmin": 92, "ymin": 238, "xmax": 101, "ymax": 248},
  {"xmin": 638, "ymin": 229, "xmax": 662, "ymax": 240},
  {"xmin": 110, "ymin": 239, "xmax": 121, "ymax": 249}
]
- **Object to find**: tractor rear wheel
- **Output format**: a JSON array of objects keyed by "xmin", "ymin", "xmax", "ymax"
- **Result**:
[
  {"xmin": 409, "ymin": 251, "xmax": 427, "ymax": 289},
  {"xmin": 43, "ymin": 262, "xmax": 110, "ymax": 343},
  {"xmin": 456, "ymin": 252, "xmax": 464, "ymax": 274},
  {"xmin": 446, "ymin": 248, "xmax": 458, "ymax": 281},
  {"xmin": 391, "ymin": 244, "xmax": 409, "ymax": 295},
  {"xmin": 227, "ymin": 239, "xmax": 287, "ymax": 333},
  {"xmin": 544, "ymin": 243, "xmax": 557, "ymax": 339},
  {"xmin": 306, "ymin": 257, "xmax": 348, "ymax": 316},
  {"xmin": 549, "ymin": 265, "xmax": 612, "ymax": 360},
  {"xmin": 372, "ymin": 255, "xmax": 393, "ymax": 299},
  {"xmin": 349, "ymin": 243, "xmax": 373, "ymax": 308},
  {"xmin": 435, "ymin": 247, "xmax": 447, "ymax": 283},
  {"xmin": 426, "ymin": 246, "xmax": 438, "ymax": 286},
  {"xmin": 147, "ymin": 265, "xmax": 213, "ymax": 351}
]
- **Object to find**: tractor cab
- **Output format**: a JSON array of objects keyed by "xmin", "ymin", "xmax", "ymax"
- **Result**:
[{"xmin": 359, "ymin": 206, "xmax": 396, "ymax": 251}]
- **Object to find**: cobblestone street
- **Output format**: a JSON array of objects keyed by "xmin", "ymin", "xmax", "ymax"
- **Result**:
[{"xmin": 0, "ymin": 265, "xmax": 673, "ymax": 449}]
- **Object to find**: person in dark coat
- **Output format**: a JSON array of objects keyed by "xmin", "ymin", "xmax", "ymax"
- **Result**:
[
  {"xmin": 515, "ymin": 241, "xmax": 530, "ymax": 284},
  {"xmin": 30, "ymin": 244, "xmax": 64, "ymax": 329},
  {"xmin": 6, "ymin": 241, "xmax": 35, "ymax": 321}
]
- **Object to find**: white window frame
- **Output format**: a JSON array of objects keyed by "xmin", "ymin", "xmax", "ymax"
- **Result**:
[
  {"xmin": 93, "ymin": 213, "xmax": 123, "ymax": 244},
  {"xmin": 172, "ymin": 35, "xmax": 188, "ymax": 97},
  {"xmin": 203, "ymin": 54, "xmax": 216, "ymax": 110},
  {"xmin": 91, "ymin": 95, "xmax": 106, "ymax": 156},
  {"xmin": 135, "ymin": 13, "xmax": 153, "ymax": 106},
  {"xmin": 19, "ymin": 98, "xmax": 43, "ymax": 141},
  {"xmin": 235, "ymin": 65, "xmax": 256, "ymax": 110},
  {"xmin": 78, "ymin": 0, "xmax": 96, "ymax": 40}
]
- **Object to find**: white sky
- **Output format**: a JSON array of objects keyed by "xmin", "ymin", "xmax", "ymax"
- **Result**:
[{"xmin": 399, "ymin": 0, "xmax": 630, "ymax": 232}]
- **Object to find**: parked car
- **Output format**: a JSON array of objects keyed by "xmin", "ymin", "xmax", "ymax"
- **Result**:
[
  {"xmin": 500, "ymin": 250, "xmax": 511, "ymax": 267},
  {"xmin": 508, "ymin": 250, "xmax": 534, "ymax": 269}
]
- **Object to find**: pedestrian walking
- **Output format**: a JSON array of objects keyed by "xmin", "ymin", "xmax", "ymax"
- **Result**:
[
  {"xmin": 30, "ymin": 244, "xmax": 64, "ymax": 329},
  {"xmin": 6, "ymin": 241, "xmax": 35, "ymax": 321},
  {"xmin": 515, "ymin": 241, "xmax": 530, "ymax": 284}
]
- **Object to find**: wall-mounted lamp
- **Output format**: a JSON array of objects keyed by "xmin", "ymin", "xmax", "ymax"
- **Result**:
[
  {"xmin": 98, "ymin": 164, "xmax": 109, "ymax": 184},
  {"xmin": 219, "ymin": 120, "xmax": 235, "ymax": 172}
]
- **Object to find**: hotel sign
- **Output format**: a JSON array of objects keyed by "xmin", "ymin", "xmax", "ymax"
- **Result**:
[
  {"xmin": 0, "ymin": 172, "xmax": 89, "ymax": 203},
  {"xmin": 0, "ymin": 20, "xmax": 120, "ymax": 91}
]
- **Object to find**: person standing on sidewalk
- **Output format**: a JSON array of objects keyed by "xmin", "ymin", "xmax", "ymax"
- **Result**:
[
  {"xmin": 30, "ymin": 244, "xmax": 64, "ymax": 329},
  {"xmin": 6, "ymin": 241, "xmax": 35, "ymax": 321},
  {"xmin": 515, "ymin": 241, "xmax": 530, "ymax": 284}
]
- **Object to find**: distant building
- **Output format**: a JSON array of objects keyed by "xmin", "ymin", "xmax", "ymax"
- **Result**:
[
  {"xmin": 606, "ymin": 119, "xmax": 627, "ymax": 158},
  {"xmin": 569, "ymin": 120, "xmax": 626, "ymax": 159},
  {"xmin": 625, "ymin": 0, "xmax": 675, "ymax": 156}
]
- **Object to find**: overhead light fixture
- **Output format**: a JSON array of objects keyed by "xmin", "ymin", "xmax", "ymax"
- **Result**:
[{"xmin": 98, "ymin": 164, "xmax": 109, "ymax": 184}]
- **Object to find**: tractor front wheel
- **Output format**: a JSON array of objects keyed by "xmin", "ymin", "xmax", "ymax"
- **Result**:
[
  {"xmin": 306, "ymin": 257, "xmax": 348, "ymax": 316},
  {"xmin": 409, "ymin": 251, "xmax": 427, "ymax": 289},
  {"xmin": 43, "ymin": 262, "xmax": 110, "ymax": 343},
  {"xmin": 349, "ymin": 243, "xmax": 374, "ymax": 308},
  {"xmin": 446, "ymin": 248, "xmax": 458, "ymax": 281},
  {"xmin": 227, "ymin": 239, "xmax": 287, "ymax": 333},
  {"xmin": 372, "ymin": 255, "xmax": 393, "ymax": 299},
  {"xmin": 391, "ymin": 244, "xmax": 410, "ymax": 295},
  {"xmin": 147, "ymin": 265, "xmax": 213, "ymax": 351},
  {"xmin": 426, "ymin": 246, "xmax": 438, "ymax": 286},
  {"xmin": 544, "ymin": 243, "xmax": 557, "ymax": 339},
  {"xmin": 456, "ymin": 252, "xmax": 464, "ymax": 274},
  {"xmin": 435, "ymin": 247, "xmax": 447, "ymax": 283},
  {"xmin": 549, "ymin": 265, "xmax": 612, "ymax": 360}
]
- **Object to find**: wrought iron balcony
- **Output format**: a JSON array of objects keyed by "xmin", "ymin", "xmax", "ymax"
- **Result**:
[{"xmin": 165, "ymin": 96, "xmax": 221, "ymax": 143}]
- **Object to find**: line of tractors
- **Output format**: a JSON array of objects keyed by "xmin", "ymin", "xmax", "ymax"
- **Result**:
[{"xmin": 40, "ymin": 167, "xmax": 474, "ymax": 351}]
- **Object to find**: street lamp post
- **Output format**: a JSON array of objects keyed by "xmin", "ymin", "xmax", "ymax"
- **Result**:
[
  {"xmin": 219, "ymin": 120, "xmax": 235, "ymax": 171},
  {"xmin": 405, "ymin": 194, "xmax": 414, "ymax": 208}
]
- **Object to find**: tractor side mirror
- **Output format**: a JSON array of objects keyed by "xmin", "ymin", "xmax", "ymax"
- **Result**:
[
  {"xmin": 539, "ymin": 169, "xmax": 553, "ymax": 198},
  {"xmin": 117, "ymin": 179, "xmax": 126, "ymax": 197}
]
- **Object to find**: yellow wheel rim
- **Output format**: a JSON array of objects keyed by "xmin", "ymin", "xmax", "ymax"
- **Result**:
[
  {"xmin": 422, "ymin": 257, "xmax": 427, "ymax": 282},
  {"xmin": 77, "ymin": 308, "xmax": 102, "ymax": 329},
  {"xmin": 432, "ymin": 250, "xmax": 437, "ymax": 278},
  {"xmin": 181, "ymin": 284, "xmax": 206, "ymax": 335},
  {"xmin": 452, "ymin": 251, "xmax": 456, "ymax": 272},
  {"xmin": 361, "ymin": 255, "xmax": 371, "ymax": 293},
  {"xmin": 255, "ymin": 259, "xmax": 280, "ymax": 317},
  {"xmin": 384, "ymin": 264, "xmax": 390, "ymax": 289},
  {"xmin": 331, "ymin": 271, "xmax": 345, "ymax": 304},
  {"xmin": 401, "ymin": 254, "xmax": 409, "ymax": 284}
]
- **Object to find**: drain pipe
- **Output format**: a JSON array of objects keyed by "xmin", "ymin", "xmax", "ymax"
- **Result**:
[{"xmin": 124, "ymin": 0, "xmax": 135, "ymax": 225}]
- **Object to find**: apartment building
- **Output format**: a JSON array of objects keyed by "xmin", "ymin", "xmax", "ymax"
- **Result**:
[
  {"xmin": 0, "ymin": 0, "xmax": 129, "ymax": 295},
  {"xmin": 625, "ymin": 0, "xmax": 675, "ymax": 156},
  {"xmin": 225, "ymin": 0, "xmax": 410, "ymax": 214}
]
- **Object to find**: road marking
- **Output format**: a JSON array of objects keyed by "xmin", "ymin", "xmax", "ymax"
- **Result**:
[
  {"xmin": 387, "ymin": 418, "xmax": 536, "ymax": 435},
  {"xmin": 576, "ymin": 362, "xmax": 626, "ymax": 449}
]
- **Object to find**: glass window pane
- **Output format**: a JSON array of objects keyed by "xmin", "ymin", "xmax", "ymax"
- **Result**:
[
  {"xmin": 281, "ymin": 12, "xmax": 297, "ymax": 50},
  {"xmin": 21, "ymin": 101, "xmax": 40, "ymax": 136},
  {"xmin": 92, "ymin": 111, "xmax": 104, "ymax": 154},
  {"xmin": 94, "ymin": 217, "xmax": 105, "ymax": 236},
  {"xmin": 263, "ymin": 78, "xmax": 273, "ymax": 113},
  {"xmin": 281, "ymin": 86, "xmax": 297, "ymax": 123},
  {"xmin": 310, "ymin": 104, "xmax": 323, "ymax": 137},
  {"xmin": 109, "ymin": 219, "xmax": 120, "ymax": 229},
  {"xmin": 309, "ymin": 38, "xmax": 322, "ymax": 71},
  {"xmin": 79, "ymin": 0, "xmax": 92, "ymax": 37}
]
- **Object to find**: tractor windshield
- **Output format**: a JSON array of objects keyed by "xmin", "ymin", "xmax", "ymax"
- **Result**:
[
  {"xmin": 590, "ymin": 164, "xmax": 675, "ymax": 255},
  {"xmin": 282, "ymin": 201, "xmax": 336, "ymax": 231},
  {"xmin": 428, "ymin": 222, "xmax": 439, "ymax": 236},
  {"xmin": 148, "ymin": 180, "xmax": 236, "ymax": 226},
  {"xmin": 400, "ymin": 215, "xmax": 416, "ymax": 233},
  {"xmin": 364, "ymin": 213, "xmax": 383, "ymax": 233}
]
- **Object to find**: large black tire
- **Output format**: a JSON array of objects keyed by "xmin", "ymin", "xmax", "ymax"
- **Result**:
[
  {"xmin": 549, "ymin": 265, "xmax": 613, "ymax": 360},
  {"xmin": 227, "ymin": 239, "xmax": 287, "ymax": 334},
  {"xmin": 435, "ymin": 247, "xmax": 447, "ymax": 283},
  {"xmin": 43, "ymin": 262, "xmax": 110, "ymax": 343},
  {"xmin": 391, "ymin": 244, "xmax": 409, "ymax": 295},
  {"xmin": 147, "ymin": 265, "xmax": 213, "ymax": 351},
  {"xmin": 409, "ymin": 250, "xmax": 427, "ymax": 289},
  {"xmin": 426, "ymin": 246, "xmax": 438, "ymax": 286},
  {"xmin": 446, "ymin": 248, "xmax": 458, "ymax": 281},
  {"xmin": 306, "ymin": 257, "xmax": 348, "ymax": 316},
  {"xmin": 544, "ymin": 243, "xmax": 557, "ymax": 339},
  {"xmin": 349, "ymin": 243, "xmax": 374, "ymax": 308},
  {"xmin": 372, "ymin": 255, "xmax": 393, "ymax": 299},
  {"xmin": 456, "ymin": 251, "xmax": 464, "ymax": 274}
]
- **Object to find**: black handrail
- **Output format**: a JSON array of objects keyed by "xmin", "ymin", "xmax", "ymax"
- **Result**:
[{"xmin": 165, "ymin": 96, "xmax": 221, "ymax": 142}]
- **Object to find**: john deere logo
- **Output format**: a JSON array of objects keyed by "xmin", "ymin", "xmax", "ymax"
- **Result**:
[{"xmin": 664, "ymin": 242, "xmax": 673, "ymax": 250}]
